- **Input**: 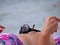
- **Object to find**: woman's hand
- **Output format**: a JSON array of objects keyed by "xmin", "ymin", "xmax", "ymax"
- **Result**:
[{"xmin": 41, "ymin": 16, "xmax": 60, "ymax": 36}]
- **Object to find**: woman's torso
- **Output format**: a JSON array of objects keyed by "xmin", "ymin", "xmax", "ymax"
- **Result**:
[
  {"xmin": 0, "ymin": 33, "xmax": 58, "ymax": 45},
  {"xmin": 17, "ymin": 32, "xmax": 40, "ymax": 45},
  {"xmin": 17, "ymin": 32, "xmax": 56, "ymax": 45}
]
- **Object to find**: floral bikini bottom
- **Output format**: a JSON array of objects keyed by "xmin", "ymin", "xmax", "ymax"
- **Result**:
[
  {"xmin": 54, "ymin": 35, "xmax": 60, "ymax": 45},
  {"xmin": 0, "ymin": 33, "xmax": 24, "ymax": 45}
]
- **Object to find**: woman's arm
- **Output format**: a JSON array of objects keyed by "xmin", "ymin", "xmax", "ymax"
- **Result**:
[
  {"xmin": 38, "ymin": 16, "xmax": 60, "ymax": 45},
  {"xmin": 38, "ymin": 33, "xmax": 50, "ymax": 45},
  {"xmin": 38, "ymin": 36, "xmax": 55, "ymax": 45}
]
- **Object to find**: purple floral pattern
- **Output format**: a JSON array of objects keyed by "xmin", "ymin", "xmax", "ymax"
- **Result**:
[
  {"xmin": 0, "ymin": 33, "xmax": 24, "ymax": 45},
  {"xmin": 54, "ymin": 36, "xmax": 60, "ymax": 45}
]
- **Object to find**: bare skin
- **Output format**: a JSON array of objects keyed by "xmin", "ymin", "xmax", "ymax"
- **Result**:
[
  {"xmin": 17, "ymin": 16, "xmax": 60, "ymax": 45},
  {"xmin": 0, "ymin": 17, "xmax": 59, "ymax": 45},
  {"xmin": 38, "ymin": 16, "xmax": 60, "ymax": 45},
  {"xmin": 17, "ymin": 31, "xmax": 40, "ymax": 45},
  {"xmin": 17, "ymin": 31, "xmax": 55, "ymax": 45}
]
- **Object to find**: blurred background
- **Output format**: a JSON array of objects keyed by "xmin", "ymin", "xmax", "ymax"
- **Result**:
[{"xmin": 0, "ymin": 0, "xmax": 60, "ymax": 35}]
